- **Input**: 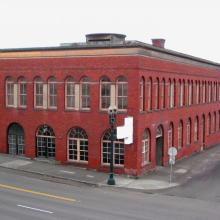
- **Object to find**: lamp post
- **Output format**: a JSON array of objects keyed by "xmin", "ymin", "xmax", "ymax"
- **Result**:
[{"xmin": 107, "ymin": 105, "xmax": 117, "ymax": 185}]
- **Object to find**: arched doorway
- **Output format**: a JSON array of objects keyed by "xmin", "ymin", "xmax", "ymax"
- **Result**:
[
  {"xmin": 156, "ymin": 125, "xmax": 164, "ymax": 166},
  {"xmin": 36, "ymin": 125, "xmax": 55, "ymax": 158},
  {"xmin": 8, "ymin": 123, "xmax": 25, "ymax": 155}
]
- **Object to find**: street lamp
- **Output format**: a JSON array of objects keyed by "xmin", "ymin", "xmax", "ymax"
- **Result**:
[{"xmin": 107, "ymin": 105, "xmax": 117, "ymax": 185}]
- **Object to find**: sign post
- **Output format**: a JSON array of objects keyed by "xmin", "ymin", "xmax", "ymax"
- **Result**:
[{"xmin": 168, "ymin": 147, "xmax": 177, "ymax": 184}]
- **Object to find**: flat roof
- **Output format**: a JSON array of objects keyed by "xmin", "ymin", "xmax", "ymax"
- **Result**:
[{"xmin": 0, "ymin": 40, "xmax": 220, "ymax": 70}]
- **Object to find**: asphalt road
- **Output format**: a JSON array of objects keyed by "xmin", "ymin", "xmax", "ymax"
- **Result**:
[
  {"xmin": 0, "ymin": 167, "xmax": 220, "ymax": 220},
  {"xmin": 162, "ymin": 162, "xmax": 220, "ymax": 203}
]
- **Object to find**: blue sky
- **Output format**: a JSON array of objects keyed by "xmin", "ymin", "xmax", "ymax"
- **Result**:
[{"xmin": 0, "ymin": 0, "xmax": 220, "ymax": 62}]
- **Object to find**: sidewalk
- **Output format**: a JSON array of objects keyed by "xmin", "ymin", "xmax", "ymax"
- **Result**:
[{"xmin": 0, "ymin": 144, "xmax": 220, "ymax": 192}]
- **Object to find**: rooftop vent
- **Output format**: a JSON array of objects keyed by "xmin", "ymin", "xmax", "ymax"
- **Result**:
[
  {"xmin": 151, "ymin": 39, "xmax": 165, "ymax": 48},
  {"xmin": 86, "ymin": 33, "xmax": 126, "ymax": 45}
]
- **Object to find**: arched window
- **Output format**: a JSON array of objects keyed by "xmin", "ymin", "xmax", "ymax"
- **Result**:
[
  {"xmin": 186, "ymin": 118, "xmax": 191, "ymax": 145},
  {"xmin": 168, "ymin": 122, "xmax": 174, "ymax": 148},
  {"xmin": 218, "ymin": 83, "xmax": 220, "ymax": 101},
  {"xmin": 213, "ymin": 82, "xmax": 217, "ymax": 102},
  {"xmin": 208, "ymin": 82, "xmax": 211, "ymax": 103},
  {"xmin": 18, "ymin": 77, "xmax": 27, "ymax": 108},
  {"xmin": 6, "ymin": 77, "xmax": 15, "ymax": 107},
  {"xmin": 155, "ymin": 78, "xmax": 159, "ymax": 110},
  {"xmin": 179, "ymin": 79, "xmax": 183, "ymax": 107},
  {"xmin": 68, "ymin": 127, "xmax": 88, "ymax": 162},
  {"xmin": 34, "ymin": 77, "xmax": 44, "ymax": 108},
  {"xmin": 65, "ymin": 77, "xmax": 75, "ymax": 109},
  {"xmin": 219, "ymin": 111, "xmax": 220, "ymax": 130},
  {"xmin": 116, "ymin": 76, "xmax": 127, "ymax": 110},
  {"xmin": 100, "ymin": 77, "xmax": 111, "ymax": 110},
  {"xmin": 160, "ymin": 79, "xmax": 165, "ymax": 109},
  {"xmin": 140, "ymin": 77, "xmax": 145, "ymax": 111},
  {"xmin": 102, "ymin": 130, "xmax": 124, "ymax": 166},
  {"xmin": 195, "ymin": 81, "xmax": 199, "ymax": 104},
  {"xmin": 169, "ymin": 79, "xmax": 174, "ymax": 108},
  {"xmin": 202, "ymin": 81, "xmax": 206, "ymax": 103},
  {"xmin": 80, "ymin": 77, "xmax": 90, "ymax": 110},
  {"xmin": 188, "ymin": 80, "xmax": 192, "ymax": 106},
  {"xmin": 194, "ymin": 117, "xmax": 199, "ymax": 142},
  {"xmin": 178, "ymin": 120, "xmax": 183, "ymax": 149},
  {"xmin": 142, "ymin": 129, "xmax": 150, "ymax": 166},
  {"xmin": 147, "ymin": 78, "xmax": 152, "ymax": 111},
  {"xmin": 214, "ymin": 112, "xmax": 217, "ymax": 133},
  {"xmin": 48, "ymin": 77, "xmax": 57, "ymax": 108},
  {"xmin": 36, "ymin": 125, "xmax": 55, "ymax": 158},
  {"xmin": 207, "ymin": 113, "xmax": 211, "ymax": 135}
]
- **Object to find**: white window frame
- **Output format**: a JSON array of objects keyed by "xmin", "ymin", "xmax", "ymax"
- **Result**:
[
  {"xmin": 186, "ymin": 119, "xmax": 191, "ymax": 145},
  {"xmin": 194, "ymin": 118, "xmax": 198, "ymax": 142},
  {"xmin": 147, "ymin": 78, "xmax": 152, "ymax": 111},
  {"xmin": 179, "ymin": 80, "xmax": 184, "ymax": 107},
  {"xmin": 68, "ymin": 128, "xmax": 88, "ymax": 163},
  {"xmin": 168, "ymin": 123, "xmax": 173, "ymax": 148},
  {"xmin": 202, "ymin": 82, "xmax": 206, "ymax": 103},
  {"xmin": 116, "ymin": 78, "xmax": 128, "ymax": 111},
  {"xmin": 48, "ymin": 78, "xmax": 57, "ymax": 109},
  {"xmin": 6, "ymin": 78, "xmax": 15, "ymax": 107},
  {"xmin": 188, "ymin": 81, "xmax": 192, "ymax": 106},
  {"xmin": 155, "ymin": 79, "xmax": 159, "ymax": 110},
  {"xmin": 169, "ymin": 80, "xmax": 174, "ymax": 108},
  {"xmin": 160, "ymin": 79, "xmax": 165, "ymax": 109},
  {"xmin": 100, "ymin": 78, "xmax": 111, "ymax": 111},
  {"xmin": 208, "ymin": 82, "xmax": 211, "ymax": 103},
  {"xmin": 102, "ymin": 131, "xmax": 124, "ymax": 167},
  {"xmin": 196, "ymin": 81, "xmax": 199, "ymax": 104},
  {"xmin": 34, "ymin": 78, "xmax": 44, "ymax": 108},
  {"xmin": 142, "ymin": 129, "xmax": 150, "ymax": 166},
  {"xmin": 178, "ymin": 122, "xmax": 183, "ymax": 149},
  {"xmin": 18, "ymin": 78, "xmax": 27, "ymax": 108},
  {"xmin": 65, "ymin": 78, "xmax": 76, "ymax": 110},
  {"xmin": 80, "ymin": 77, "xmax": 90, "ymax": 110}
]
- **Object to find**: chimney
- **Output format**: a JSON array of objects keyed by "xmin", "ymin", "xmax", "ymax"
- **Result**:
[{"xmin": 151, "ymin": 39, "xmax": 165, "ymax": 48}]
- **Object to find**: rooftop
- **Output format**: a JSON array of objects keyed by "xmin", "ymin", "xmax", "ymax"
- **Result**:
[{"xmin": 0, "ymin": 33, "xmax": 220, "ymax": 70}]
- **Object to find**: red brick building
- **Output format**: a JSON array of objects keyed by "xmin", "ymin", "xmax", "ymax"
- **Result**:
[{"xmin": 1, "ymin": 33, "xmax": 220, "ymax": 176}]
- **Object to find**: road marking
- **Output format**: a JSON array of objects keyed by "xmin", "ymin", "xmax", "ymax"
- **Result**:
[
  {"xmin": 86, "ymin": 175, "xmax": 94, "ymax": 178},
  {"xmin": 0, "ymin": 183, "xmax": 76, "ymax": 202},
  {"xmin": 59, "ymin": 170, "xmax": 76, "ymax": 175},
  {"xmin": 17, "ymin": 205, "xmax": 53, "ymax": 214}
]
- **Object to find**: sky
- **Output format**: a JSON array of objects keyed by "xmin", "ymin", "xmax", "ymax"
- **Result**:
[{"xmin": 0, "ymin": 0, "xmax": 220, "ymax": 63}]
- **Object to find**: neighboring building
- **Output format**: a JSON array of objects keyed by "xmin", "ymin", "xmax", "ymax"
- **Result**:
[{"xmin": 1, "ymin": 33, "xmax": 220, "ymax": 176}]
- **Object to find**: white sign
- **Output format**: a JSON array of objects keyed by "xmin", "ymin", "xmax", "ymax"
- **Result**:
[
  {"xmin": 169, "ymin": 156, "xmax": 175, "ymax": 165},
  {"xmin": 168, "ymin": 147, "xmax": 177, "ymax": 157},
  {"xmin": 117, "ymin": 117, "xmax": 133, "ymax": 144}
]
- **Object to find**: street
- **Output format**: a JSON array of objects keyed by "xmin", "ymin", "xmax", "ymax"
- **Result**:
[
  {"xmin": 162, "ymin": 162, "xmax": 220, "ymax": 203},
  {"xmin": 0, "ymin": 166, "xmax": 220, "ymax": 220}
]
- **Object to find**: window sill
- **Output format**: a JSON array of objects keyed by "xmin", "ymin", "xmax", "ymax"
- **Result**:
[
  {"xmin": 67, "ymin": 160, "xmax": 88, "ymax": 164},
  {"xmin": 5, "ymin": 106, "xmax": 16, "ymax": 109},
  {"xmin": 101, "ymin": 164, "xmax": 124, "ymax": 168},
  {"xmin": 17, "ymin": 106, "xmax": 27, "ymax": 109},
  {"xmin": 99, "ymin": 109, "xmax": 127, "ymax": 114},
  {"xmin": 48, "ymin": 107, "xmax": 57, "ymax": 110},
  {"xmin": 80, "ymin": 109, "xmax": 91, "ymax": 113},
  {"xmin": 141, "ymin": 162, "xmax": 151, "ymax": 167}
]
